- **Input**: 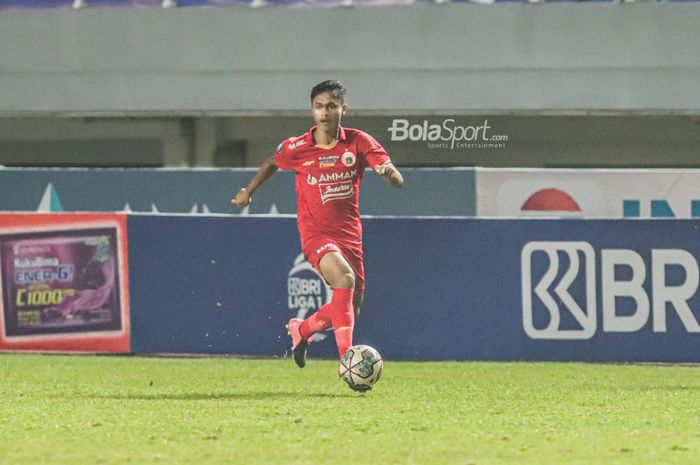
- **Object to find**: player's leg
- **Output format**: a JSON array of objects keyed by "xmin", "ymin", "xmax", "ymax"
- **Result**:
[
  {"xmin": 316, "ymin": 251, "xmax": 356, "ymax": 358},
  {"xmin": 353, "ymin": 291, "xmax": 364, "ymax": 318},
  {"xmin": 349, "ymin": 247, "xmax": 365, "ymax": 318},
  {"xmin": 299, "ymin": 250, "xmax": 355, "ymax": 337},
  {"xmin": 318, "ymin": 250, "xmax": 355, "ymax": 289},
  {"xmin": 286, "ymin": 317, "xmax": 313, "ymax": 368},
  {"xmin": 288, "ymin": 242, "xmax": 354, "ymax": 368},
  {"xmin": 297, "ymin": 248, "xmax": 355, "ymax": 337}
]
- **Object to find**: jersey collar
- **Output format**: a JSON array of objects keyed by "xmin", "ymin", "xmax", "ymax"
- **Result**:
[{"xmin": 308, "ymin": 125, "xmax": 347, "ymax": 145}]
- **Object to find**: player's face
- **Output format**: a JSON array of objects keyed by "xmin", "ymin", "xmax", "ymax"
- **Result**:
[{"xmin": 311, "ymin": 92, "xmax": 346, "ymax": 130}]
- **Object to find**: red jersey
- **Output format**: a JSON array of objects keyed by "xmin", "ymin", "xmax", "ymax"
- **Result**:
[{"xmin": 274, "ymin": 126, "xmax": 391, "ymax": 249}]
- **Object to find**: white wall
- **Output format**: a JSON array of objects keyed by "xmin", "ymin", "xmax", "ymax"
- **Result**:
[{"xmin": 1, "ymin": 4, "xmax": 700, "ymax": 114}]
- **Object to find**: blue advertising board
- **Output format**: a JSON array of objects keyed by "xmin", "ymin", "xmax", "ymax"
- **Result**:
[{"xmin": 127, "ymin": 215, "xmax": 700, "ymax": 362}]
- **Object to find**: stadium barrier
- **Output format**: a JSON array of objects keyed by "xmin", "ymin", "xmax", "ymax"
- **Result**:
[
  {"xmin": 476, "ymin": 168, "xmax": 700, "ymax": 218},
  {"xmin": 3, "ymin": 213, "xmax": 700, "ymax": 362},
  {"xmin": 9, "ymin": 166, "xmax": 700, "ymax": 219},
  {"xmin": 126, "ymin": 215, "xmax": 700, "ymax": 363},
  {"xmin": 0, "ymin": 167, "xmax": 476, "ymax": 216}
]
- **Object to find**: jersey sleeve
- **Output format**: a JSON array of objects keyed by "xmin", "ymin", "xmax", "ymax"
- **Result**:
[
  {"xmin": 358, "ymin": 132, "xmax": 391, "ymax": 169},
  {"xmin": 274, "ymin": 138, "xmax": 296, "ymax": 171}
]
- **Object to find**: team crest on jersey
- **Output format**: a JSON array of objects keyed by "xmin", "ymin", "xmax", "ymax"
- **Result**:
[
  {"xmin": 318, "ymin": 155, "xmax": 339, "ymax": 168},
  {"xmin": 341, "ymin": 151, "xmax": 356, "ymax": 167}
]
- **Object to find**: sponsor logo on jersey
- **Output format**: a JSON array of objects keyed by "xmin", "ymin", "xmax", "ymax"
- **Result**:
[
  {"xmin": 288, "ymin": 139, "xmax": 307, "ymax": 150},
  {"xmin": 319, "ymin": 181, "xmax": 354, "ymax": 204},
  {"xmin": 302, "ymin": 160, "xmax": 316, "ymax": 167},
  {"xmin": 318, "ymin": 169, "xmax": 356, "ymax": 182},
  {"xmin": 319, "ymin": 155, "xmax": 339, "ymax": 168},
  {"xmin": 315, "ymin": 243, "xmax": 340, "ymax": 255},
  {"xmin": 307, "ymin": 174, "xmax": 318, "ymax": 185},
  {"xmin": 341, "ymin": 151, "xmax": 356, "ymax": 167}
]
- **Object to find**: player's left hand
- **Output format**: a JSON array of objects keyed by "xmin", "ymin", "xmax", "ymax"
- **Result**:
[
  {"xmin": 374, "ymin": 163, "xmax": 395, "ymax": 178},
  {"xmin": 374, "ymin": 162, "xmax": 404, "ymax": 188},
  {"xmin": 231, "ymin": 188, "xmax": 252, "ymax": 207}
]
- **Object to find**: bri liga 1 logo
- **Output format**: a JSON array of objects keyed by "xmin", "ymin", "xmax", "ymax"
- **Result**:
[{"xmin": 287, "ymin": 253, "xmax": 333, "ymax": 342}]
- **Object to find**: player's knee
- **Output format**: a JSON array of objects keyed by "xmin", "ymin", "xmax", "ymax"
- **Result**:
[{"xmin": 335, "ymin": 271, "xmax": 355, "ymax": 291}]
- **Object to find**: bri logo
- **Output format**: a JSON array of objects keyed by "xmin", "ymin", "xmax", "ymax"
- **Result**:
[
  {"xmin": 521, "ymin": 241, "xmax": 700, "ymax": 340},
  {"xmin": 287, "ymin": 253, "xmax": 332, "ymax": 343}
]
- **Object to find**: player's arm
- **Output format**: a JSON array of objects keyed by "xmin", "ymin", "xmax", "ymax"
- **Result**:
[
  {"xmin": 231, "ymin": 156, "xmax": 279, "ymax": 207},
  {"xmin": 374, "ymin": 162, "xmax": 404, "ymax": 189}
]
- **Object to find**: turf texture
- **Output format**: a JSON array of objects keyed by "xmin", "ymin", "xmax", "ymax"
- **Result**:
[{"xmin": 1, "ymin": 354, "xmax": 699, "ymax": 465}]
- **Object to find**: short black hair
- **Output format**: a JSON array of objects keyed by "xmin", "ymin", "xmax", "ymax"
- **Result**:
[{"xmin": 310, "ymin": 80, "xmax": 346, "ymax": 102}]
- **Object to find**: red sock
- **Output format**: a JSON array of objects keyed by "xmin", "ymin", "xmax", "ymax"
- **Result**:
[
  {"xmin": 299, "ymin": 287, "xmax": 354, "ymax": 358},
  {"xmin": 329, "ymin": 288, "xmax": 354, "ymax": 358},
  {"xmin": 299, "ymin": 303, "xmax": 333, "ymax": 339}
]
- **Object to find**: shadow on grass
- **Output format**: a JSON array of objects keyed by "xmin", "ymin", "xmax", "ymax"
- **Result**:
[
  {"xmin": 635, "ymin": 385, "xmax": 700, "ymax": 392},
  {"xmin": 74, "ymin": 391, "xmax": 359, "ymax": 401}
]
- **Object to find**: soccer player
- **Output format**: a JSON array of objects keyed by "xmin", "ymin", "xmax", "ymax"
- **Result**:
[{"xmin": 231, "ymin": 80, "xmax": 403, "ymax": 368}]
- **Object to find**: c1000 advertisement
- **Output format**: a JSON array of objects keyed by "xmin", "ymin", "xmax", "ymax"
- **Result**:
[
  {"xmin": 1, "ymin": 228, "xmax": 122, "ymax": 337},
  {"xmin": 0, "ymin": 213, "xmax": 130, "ymax": 353}
]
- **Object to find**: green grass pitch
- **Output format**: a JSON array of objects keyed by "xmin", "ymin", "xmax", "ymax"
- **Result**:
[{"xmin": 1, "ymin": 354, "xmax": 699, "ymax": 465}]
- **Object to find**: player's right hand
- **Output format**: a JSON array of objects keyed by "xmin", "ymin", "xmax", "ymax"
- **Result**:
[{"xmin": 231, "ymin": 188, "xmax": 252, "ymax": 207}]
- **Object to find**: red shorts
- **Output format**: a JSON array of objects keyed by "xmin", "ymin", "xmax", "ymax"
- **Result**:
[{"xmin": 303, "ymin": 237, "xmax": 365, "ymax": 293}]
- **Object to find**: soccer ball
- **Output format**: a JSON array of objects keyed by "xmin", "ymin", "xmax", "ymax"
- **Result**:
[{"xmin": 339, "ymin": 345, "xmax": 383, "ymax": 392}]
